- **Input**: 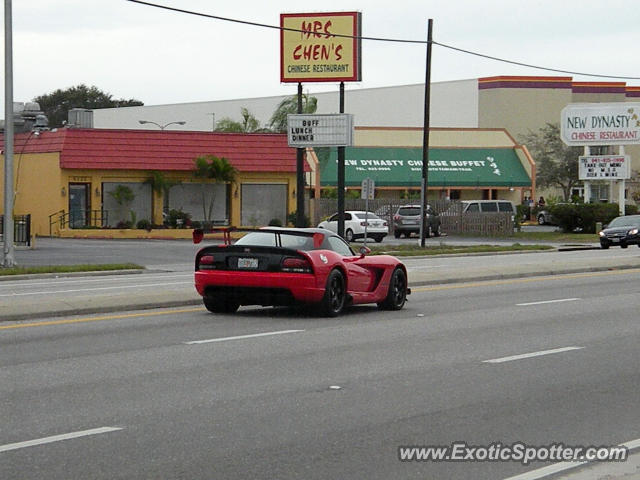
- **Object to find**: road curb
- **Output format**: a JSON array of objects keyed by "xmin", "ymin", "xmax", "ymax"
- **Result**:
[{"xmin": 408, "ymin": 263, "xmax": 640, "ymax": 287}]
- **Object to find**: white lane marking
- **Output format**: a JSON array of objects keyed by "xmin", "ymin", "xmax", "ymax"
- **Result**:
[
  {"xmin": 517, "ymin": 298, "xmax": 580, "ymax": 306},
  {"xmin": 407, "ymin": 265, "xmax": 450, "ymax": 270},
  {"xmin": 0, "ymin": 427, "xmax": 123, "ymax": 453},
  {"xmin": 502, "ymin": 437, "xmax": 640, "ymax": 480},
  {"xmin": 0, "ymin": 272, "xmax": 193, "ymax": 288},
  {"xmin": 0, "ymin": 281, "xmax": 191, "ymax": 297},
  {"xmin": 484, "ymin": 346, "xmax": 584, "ymax": 364},
  {"xmin": 185, "ymin": 329, "xmax": 304, "ymax": 345}
]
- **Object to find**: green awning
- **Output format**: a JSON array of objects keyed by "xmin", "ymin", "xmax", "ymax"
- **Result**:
[{"xmin": 320, "ymin": 147, "xmax": 531, "ymax": 187}]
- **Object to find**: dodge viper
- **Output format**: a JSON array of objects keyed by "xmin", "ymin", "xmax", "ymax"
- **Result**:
[{"xmin": 193, "ymin": 227, "xmax": 410, "ymax": 317}]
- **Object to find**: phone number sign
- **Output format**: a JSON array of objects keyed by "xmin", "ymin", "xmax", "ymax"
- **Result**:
[{"xmin": 579, "ymin": 155, "xmax": 630, "ymax": 180}]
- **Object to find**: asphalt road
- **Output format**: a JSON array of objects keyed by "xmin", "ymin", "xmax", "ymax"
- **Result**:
[{"xmin": 1, "ymin": 270, "xmax": 639, "ymax": 479}]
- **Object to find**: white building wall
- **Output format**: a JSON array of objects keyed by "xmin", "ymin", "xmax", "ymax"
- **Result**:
[{"xmin": 92, "ymin": 79, "xmax": 479, "ymax": 131}]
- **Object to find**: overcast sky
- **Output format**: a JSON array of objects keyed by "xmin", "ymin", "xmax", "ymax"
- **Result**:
[{"xmin": 1, "ymin": 0, "xmax": 639, "ymax": 110}]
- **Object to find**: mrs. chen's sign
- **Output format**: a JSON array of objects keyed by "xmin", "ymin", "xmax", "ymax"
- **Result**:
[{"xmin": 280, "ymin": 11, "xmax": 362, "ymax": 83}]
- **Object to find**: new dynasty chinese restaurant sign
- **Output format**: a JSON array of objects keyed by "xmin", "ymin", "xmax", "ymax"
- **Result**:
[
  {"xmin": 280, "ymin": 12, "xmax": 362, "ymax": 83},
  {"xmin": 561, "ymin": 103, "xmax": 640, "ymax": 145},
  {"xmin": 320, "ymin": 148, "xmax": 531, "ymax": 187}
]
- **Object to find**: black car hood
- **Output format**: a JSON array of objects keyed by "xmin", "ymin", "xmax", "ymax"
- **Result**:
[{"xmin": 603, "ymin": 226, "xmax": 636, "ymax": 235}]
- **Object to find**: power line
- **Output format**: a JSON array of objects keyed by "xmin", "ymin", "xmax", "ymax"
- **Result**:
[{"xmin": 126, "ymin": 0, "xmax": 640, "ymax": 81}]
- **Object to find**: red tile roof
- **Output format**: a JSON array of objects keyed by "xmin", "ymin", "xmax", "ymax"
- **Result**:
[{"xmin": 2, "ymin": 128, "xmax": 303, "ymax": 172}]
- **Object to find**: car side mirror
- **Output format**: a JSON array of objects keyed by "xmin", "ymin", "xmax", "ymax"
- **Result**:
[{"xmin": 359, "ymin": 246, "xmax": 371, "ymax": 257}]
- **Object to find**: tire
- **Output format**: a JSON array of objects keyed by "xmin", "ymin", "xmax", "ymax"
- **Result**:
[
  {"xmin": 621, "ymin": 243, "xmax": 628, "ymax": 249},
  {"xmin": 537, "ymin": 215, "xmax": 546, "ymax": 225},
  {"xmin": 433, "ymin": 223, "xmax": 441, "ymax": 237},
  {"xmin": 344, "ymin": 229, "xmax": 354, "ymax": 242},
  {"xmin": 378, "ymin": 267, "xmax": 408, "ymax": 311},
  {"xmin": 203, "ymin": 297, "xmax": 239, "ymax": 314},
  {"xmin": 600, "ymin": 242, "xmax": 609, "ymax": 249},
  {"xmin": 320, "ymin": 269, "xmax": 346, "ymax": 317},
  {"xmin": 374, "ymin": 235, "xmax": 384, "ymax": 243},
  {"xmin": 394, "ymin": 230, "xmax": 401, "ymax": 239}
]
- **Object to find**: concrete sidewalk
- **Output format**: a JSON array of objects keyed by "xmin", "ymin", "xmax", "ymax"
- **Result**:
[{"xmin": 2, "ymin": 248, "xmax": 640, "ymax": 322}]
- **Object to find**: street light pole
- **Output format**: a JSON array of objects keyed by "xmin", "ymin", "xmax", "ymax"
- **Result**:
[
  {"xmin": 138, "ymin": 120, "xmax": 186, "ymax": 130},
  {"xmin": 3, "ymin": 0, "xmax": 16, "ymax": 267}
]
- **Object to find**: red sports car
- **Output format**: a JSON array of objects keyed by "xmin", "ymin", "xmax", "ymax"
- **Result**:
[{"xmin": 193, "ymin": 227, "xmax": 410, "ymax": 317}]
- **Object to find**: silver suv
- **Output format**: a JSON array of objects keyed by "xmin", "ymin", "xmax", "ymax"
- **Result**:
[{"xmin": 393, "ymin": 204, "xmax": 441, "ymax": 238}]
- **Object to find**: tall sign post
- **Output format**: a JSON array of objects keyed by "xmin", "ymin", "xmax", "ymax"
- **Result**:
[
  {"xmin": 280, "ymin": 11, "xmax": 361, "ymax": 235},
  {"xmin": 296, "ymin": 83, "xmax": 305, "ymax": 226},
  {"xmin": 3, "ymin": 0, "xmax": 16, "ymax": 267},
  {"xmin": 561, "ymin": 103, "xmax": 640, "ymax": 215},
  {"xmin": 420, "ymin": 19, "xmax": 433, "ymax": 248}
]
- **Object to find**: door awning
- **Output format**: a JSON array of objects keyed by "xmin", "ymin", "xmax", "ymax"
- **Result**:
[{"xmin": 320, "ymin": 147, "xmax": 531, "ymax": 187}]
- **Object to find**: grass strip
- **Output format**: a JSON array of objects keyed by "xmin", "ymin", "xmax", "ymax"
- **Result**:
[{"xmin": 0, "ymin": 263, "xmax": 143, "ymax": 276}]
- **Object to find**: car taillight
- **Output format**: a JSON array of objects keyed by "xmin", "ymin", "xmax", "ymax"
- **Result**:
[
  {"xmin": 281, "ymin": 257, "xmax": 312, "ymax": 273},
  {"xmin": 383, "ymin": 221, "xmax": 388, "ymax": 226},
  {"xmin": 393, "ymin": 215, "xmax": 400, "ymax": 221},
  {"xmin": 198, "ymin": 254, "xmax": 216, "ymax": 270}
]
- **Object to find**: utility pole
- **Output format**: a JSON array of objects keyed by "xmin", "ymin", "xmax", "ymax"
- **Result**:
[
  {"xmin": 3, "ymin": 0, "xmax": 16, "ymax": 267},
  {"xmin": 419, "ymin": 19, "xmax": 433, "ymax": 248}
]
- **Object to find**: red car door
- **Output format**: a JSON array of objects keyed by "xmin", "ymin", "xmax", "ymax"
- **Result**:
[{"xmin": 342, "ymin": 256, "xmax": 375, "ymax": 293}]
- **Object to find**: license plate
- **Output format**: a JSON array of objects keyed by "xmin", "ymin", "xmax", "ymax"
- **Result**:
[
  {"xmin": 238, "ymin": 257, "xmax": 258, "ymax": 269},
  {"xmin": 404, "ymin": 220, "xmax": 417, "ymax": 225},
  {"xmin": 610, "ymin": 238, "xmax": 620, "ymax": 243}
]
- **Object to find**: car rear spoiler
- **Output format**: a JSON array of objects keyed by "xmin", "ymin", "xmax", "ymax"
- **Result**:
[{"xmin": 193, "ymin": 227, "xmax": 324, "ymax": 248}]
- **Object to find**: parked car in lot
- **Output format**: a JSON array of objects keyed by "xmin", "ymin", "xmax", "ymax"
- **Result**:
[
  {"xmin": 460, "ymin": 200, "xmax": 516, "ymax": 217},
  {"xmin": 392, "ymin": 204, "xmax": 441, "ymax": 238},
  {"xmin": 536, "ymin": 208, "xmax": 556, "ymax": 225},
  {"xmin": 317, "ymin": 211, "xmax": 388, "ymax": 242},
  {"xmin": 193, "ymin": 227, "xmax": 409, "ymax": 316},
  {"xmin": 598, "ymin": 215, "xmax": 640, "ymax": 249}
]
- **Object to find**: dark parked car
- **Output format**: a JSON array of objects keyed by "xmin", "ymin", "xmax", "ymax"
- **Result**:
[
  {"xmin": 599, "ymin": 215, "xmax": 640, "ymax": 249},
  {"xmin": 393, "ymin": 204, "xmax": 441, "ymax": 238}
]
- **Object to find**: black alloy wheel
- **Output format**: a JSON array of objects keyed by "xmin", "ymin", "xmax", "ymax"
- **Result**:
[
  {"xmin": 378, "ymin": 267, "xmax": 407, "ymax": 310},
  {"xmin": 321, "ymin": 269, "xmax": 346, "ymax": 317}
]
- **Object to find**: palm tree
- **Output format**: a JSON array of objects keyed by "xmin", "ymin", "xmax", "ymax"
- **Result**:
[
  {"xmin": 215, "ymin": 107, "xmax": 268, "ymax": 133},
  {"xmin": 268, "ymin": 93, "xmax": 318, "ymax": 133},
  {"xmin": 145, "ymin": 170, "xmax": 181, "ymax": 218},
  {"xmin": 193, "ymin": 155, "xmax": 238, "ymax": 223}
]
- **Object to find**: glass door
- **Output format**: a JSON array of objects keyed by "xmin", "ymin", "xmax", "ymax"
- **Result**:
[{"xmin": 69, "ymin": 183, "xmax": 90, "ymax": 228}]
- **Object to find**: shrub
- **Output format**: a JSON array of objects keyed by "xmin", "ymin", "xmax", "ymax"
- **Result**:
[
  {"xmin": 625, "ymin": 204, "xmax": 638, "ymax": 216},
  {"xmin": 116, "ymin": 220, "xmax": 133, "ymax": 229},
  {"xmin": 136, "ymin": 219, "xmax": 153, "ymax": 231},
  {"xmin": 550, "ymin": 203, "xmax": 621, "ymax": 233},
  {"xmin": 287, "ymin": 211, "xmax": 311, "ymax": 227},
  {"xmin": 165, "ymin": 209, "xmax": 191, "ymax": 228},
  {"xmin": 268, "ymin": 218, "xmax": 283, "ymax": 227}
]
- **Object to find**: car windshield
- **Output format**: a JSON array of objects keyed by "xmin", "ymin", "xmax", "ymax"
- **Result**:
[
  {"xmin": 235, "ymin": 231, "xmax": 315, "ymax": 250},
  {"xmin": 608, "ymin": 216, "xmax": 640, "ymax": 228}
]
